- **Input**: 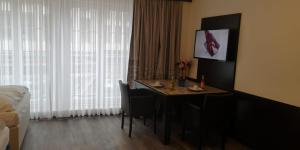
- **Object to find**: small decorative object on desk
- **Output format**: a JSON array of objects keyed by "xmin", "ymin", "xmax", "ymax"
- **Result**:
[
  {"xmin": 200, "ymin": 75, "xmax": 205, "ymax": 89},
  {"xmin": 170, "ymin": 76, "xmax": 175, "ymax": 90},
  {"xmin": 188, "ymin": 85, "xmax": 204, "ymax": 92},
  {"xmin": 176, "ymin": 58, "xmax": 192, "ymax": 87},
  {"xmin": 151, "ymin": 81, "xmax": 164, "ymax": 88}
]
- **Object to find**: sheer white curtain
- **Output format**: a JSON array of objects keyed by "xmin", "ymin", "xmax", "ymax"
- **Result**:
[{"xmin": 0, "ymin": 0, "xmax": 133, "ymax": 119}]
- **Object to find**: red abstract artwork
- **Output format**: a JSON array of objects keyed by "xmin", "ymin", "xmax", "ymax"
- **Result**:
[{"xmin": 204, "ymin": 31, "xmax": 220, "ymax": 56}]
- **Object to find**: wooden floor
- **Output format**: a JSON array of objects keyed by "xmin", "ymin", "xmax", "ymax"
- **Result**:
[{"xmin": 21, "ymin": 116, "xmax": 250, "ymax": 150}]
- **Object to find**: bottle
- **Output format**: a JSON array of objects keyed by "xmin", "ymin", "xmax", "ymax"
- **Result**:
[
  {"xmin": 170, "ymin": 75, "xmax": 175, "ymax": 90},
  {"xmin": 200, "ymin": 75, "xmax": 205, "ymax": 89}
]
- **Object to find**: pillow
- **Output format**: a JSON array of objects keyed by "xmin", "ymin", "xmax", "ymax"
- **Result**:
[
  {"xmin": 0, "ymin": 85, "xmax": 28, "ymax": 96},
  {"xmin": 0, "ymin": 91, "xmax": 23, "ymax": 102},
  {"xmin": 0, "ymin": 95, "xmax": 15, "ymax": 112}
]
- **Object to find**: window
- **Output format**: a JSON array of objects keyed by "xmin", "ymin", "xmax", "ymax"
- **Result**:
[{"xmin": 0, "ymin": 0, "xmax": 133, "ymax": 119}]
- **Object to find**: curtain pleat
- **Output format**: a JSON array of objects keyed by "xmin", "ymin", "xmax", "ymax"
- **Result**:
[
  {"xmin": 127, "ymin": 0, "xmax": 182, "ymax": 82},
  {"xmin": 0, "ymin": 0, "xmax": 133, "ymax": 119}
]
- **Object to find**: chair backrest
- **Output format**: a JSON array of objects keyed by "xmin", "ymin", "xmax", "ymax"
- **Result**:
[
  {"xmin": 119, "ymin": 80, "xmax": 129, "ymax": 113},
  {"xmin": 202, "ymin": 93, "xmax": 233, "ymax": 132}
]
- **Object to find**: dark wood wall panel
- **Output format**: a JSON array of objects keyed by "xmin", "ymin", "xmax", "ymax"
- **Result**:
[
  {"xmin": 234, "ymin": 91, "xmax": 300, "ymax": 149},
  {"xmin": 196, "ymin": 13, "xmax": 300, "ymax": 149},
  {"xmin": 197, "ymin": 60, "xmax": 235, "ymax": 90},
  {"xmin": 197, "ymin": 13, "xmax": 241, "ymax": 91}
]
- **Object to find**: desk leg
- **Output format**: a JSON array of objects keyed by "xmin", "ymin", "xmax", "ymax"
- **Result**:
[{"xmin": 162, "ymin": 96, "xmax": 171, "ymax": 144}]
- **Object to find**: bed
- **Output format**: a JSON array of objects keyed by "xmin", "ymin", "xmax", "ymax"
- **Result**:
[
  {"xmin": 0, "ymin": 125, "xmax": 9, "ymax": 150},
  {"xmin": 0, "ymin": 86, "xmax": 30, "ymax": 150}
]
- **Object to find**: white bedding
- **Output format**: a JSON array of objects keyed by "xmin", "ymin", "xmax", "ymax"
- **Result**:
[
  {"xmin": 0, "ymin": 85, "xmax": 28, "ymax": 110},
  {"xmin": 0, "ymin": 85, "xmax": 28, "ymax": 96},
  {"xmin": 0, "ymin": 127, "xmax": 9, "ymax": 150},
  {"xmin": 15, "ymin": 92, "xmax": 30, "ymax": 147},
  {"xmin": 0, "ymin": 85, "xmax": 30, "ymax": 148}
]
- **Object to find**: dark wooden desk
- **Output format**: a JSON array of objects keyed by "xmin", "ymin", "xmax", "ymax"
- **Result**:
[{"xmin": 133, "ymin": 80, "xmax": 228, "ymax": 144}]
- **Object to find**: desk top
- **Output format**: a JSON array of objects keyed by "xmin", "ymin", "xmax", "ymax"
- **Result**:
[{"xmin": 135, "ymin": 80, "xmax": 228, "ymax": 96}]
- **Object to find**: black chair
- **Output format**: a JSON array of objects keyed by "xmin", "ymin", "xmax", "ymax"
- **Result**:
[
  {"xmin": 119, "ymin": 80, "xmax": 157, "ymax": 137},
  {"xmin": 182, "ymin": 93, "xmax": 233, "ymax": 150}
]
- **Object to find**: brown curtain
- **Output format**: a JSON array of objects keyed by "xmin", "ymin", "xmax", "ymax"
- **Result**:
[{"xmin": 127, "ymin": 0, "xmax": 182, "ymax": 82}]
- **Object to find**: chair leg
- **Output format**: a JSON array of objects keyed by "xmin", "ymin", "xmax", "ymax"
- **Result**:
[
  {"xmin": 129, "ymin": 115, "xmax": 133, "ymax": 137},
  {"xmin": 181, "ymin": 105, "xmax": 187, "ymax": 140},
  {"xmin": 121, "ymin": 110, "xmax": 125, "ymax": 129},
  {"xmin": 221, "ymin": 135, "xmax": 226, "ymax": 150},
  {"xmin": 153, "ymin": 111, "xmax": 157, "ymax": 134},
  {"xmin": 181, "ymin": 119, "xmax": 186, "ymax": 140},
  {"xmin": 198, "ymin": 135, "xmax": 203, "ymax": 150},
  {"xmin": 198, "ymin": 144, "xmax": 202, "ymax": 150}
]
